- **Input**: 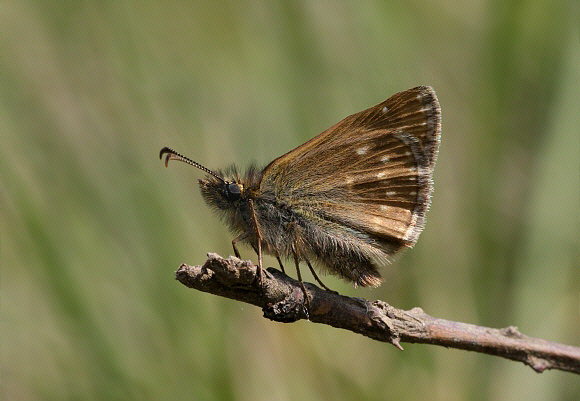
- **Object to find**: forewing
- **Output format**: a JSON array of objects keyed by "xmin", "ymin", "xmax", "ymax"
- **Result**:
[{"xmin": 261, "ymin": 86, "xmax": 441, "ymax": 253}]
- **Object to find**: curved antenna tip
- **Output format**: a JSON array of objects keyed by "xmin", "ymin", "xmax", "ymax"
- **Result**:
[
  {"xmin": 159, "ymin": 147, "xmax": 175, "ymax": 167},
  {"xmin": 159, "ymin": 147, "xmax": 172, "ymax": 159},
  {"xmin": 158, "ymin": 147, "xmax": 224, "ymax": 182}
]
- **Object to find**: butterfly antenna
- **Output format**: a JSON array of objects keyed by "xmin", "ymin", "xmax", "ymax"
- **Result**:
[{"xmin": 159, "ymin": 147, "xmax": 224, "ymax": 182}]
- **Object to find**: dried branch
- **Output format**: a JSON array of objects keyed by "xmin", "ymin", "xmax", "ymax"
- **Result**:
[{"xmin": 175, "ymin": 253, "xmax": 580, "ymax": 374}]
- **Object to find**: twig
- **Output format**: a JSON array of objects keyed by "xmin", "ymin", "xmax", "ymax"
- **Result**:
[{"xmin": 175, "ymin": 253, "xmax": 580, "ymax": 374}]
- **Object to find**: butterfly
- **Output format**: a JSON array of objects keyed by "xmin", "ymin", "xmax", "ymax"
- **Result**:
[{"xmin": 161, "ymin": 86, "xmax": 441, "ymax": 298}]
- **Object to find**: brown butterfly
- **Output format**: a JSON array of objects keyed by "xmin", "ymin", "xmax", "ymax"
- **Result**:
[{"xmin": 160, "ymin": 86, "xmax": 441, "ymax": 297}]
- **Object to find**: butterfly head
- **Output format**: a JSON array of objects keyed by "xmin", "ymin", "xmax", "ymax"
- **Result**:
[
  {"xmin": 160, "ymin": 147, "xmax": 246, "ymax": 210},
  {"xmin": 198, "ymin": 176, "xmax": 246, "ymax": 210}
]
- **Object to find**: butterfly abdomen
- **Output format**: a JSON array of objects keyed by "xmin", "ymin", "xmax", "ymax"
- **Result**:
[{"xmin": 251, "ymin": 198, "xmax": 387, "ymax": 287}]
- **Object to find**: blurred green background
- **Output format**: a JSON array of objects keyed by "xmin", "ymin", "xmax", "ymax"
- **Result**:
[{"xmin": 2, "ymin": 1, "xmax": 578, "ymax": 400}]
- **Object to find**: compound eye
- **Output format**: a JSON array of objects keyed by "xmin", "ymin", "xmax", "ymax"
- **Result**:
[{"xmin": 224, "ymin": 183, "xmax": 242, "ymax": 201}]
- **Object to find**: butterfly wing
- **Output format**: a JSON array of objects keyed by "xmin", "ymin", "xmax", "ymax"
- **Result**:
[{"xmin": 260, "ymin": 86, "xmax": 441, "ymax": 258}]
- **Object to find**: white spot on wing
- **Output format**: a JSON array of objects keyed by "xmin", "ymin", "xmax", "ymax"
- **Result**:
[
  {"xmin": 377, "ymin": 172, "xmax": 386, "ymax": 178},
  {"xmin": 381, "ymin": 156, "xmax": 389, "ymax": 162},
  {"xmin": 357, "ymin": 146, "xmax": 369, "ymax": 155},
  {"xmin": 382, "ymin": 106, "xmax": 388, "ymax": 113},
  {"xmin": 386, "ymin": 190, "xmax": 396, "ymax": 197}
]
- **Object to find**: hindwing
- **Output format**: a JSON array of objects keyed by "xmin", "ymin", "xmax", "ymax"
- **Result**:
[{"xmin": 260, "ymin": 86, "xmax": 441, "ymax": 257}]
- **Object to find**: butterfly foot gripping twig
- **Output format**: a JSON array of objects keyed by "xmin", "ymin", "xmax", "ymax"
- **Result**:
[
  {"xmin": 305, "ymin": 259, "xmax": 338, "ymax": 294},
  {"xmin": 293, "ymin": 253, "xmax": 311, "ymax": 309}
]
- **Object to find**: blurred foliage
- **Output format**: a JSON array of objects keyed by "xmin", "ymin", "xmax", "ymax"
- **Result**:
[{"xmin": 1, "ymin": 1, "xmax": 578, "ymax": 400}]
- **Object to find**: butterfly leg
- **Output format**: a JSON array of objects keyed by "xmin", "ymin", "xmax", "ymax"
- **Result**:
[
  {"xmin": 250, "ymin": 243, "xmax": 259, "ymax": 257},
  {"xmin": 305, "ymin": 258, "xmax": 337, "ymax": 294},
  {"xmin": 276, "ymin": 255, "xmax": 285, "ymax": 274},
  {"xmin": 231, "ymin": 231, "xmax": 251, "ymax": 259},
  {"xmin": 248, "ymin": 199, "xmax": 264, "ymax": 287},
  {"xmin": 293, "ymin": 252, "xmax": 311, "ymax": 308}
]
